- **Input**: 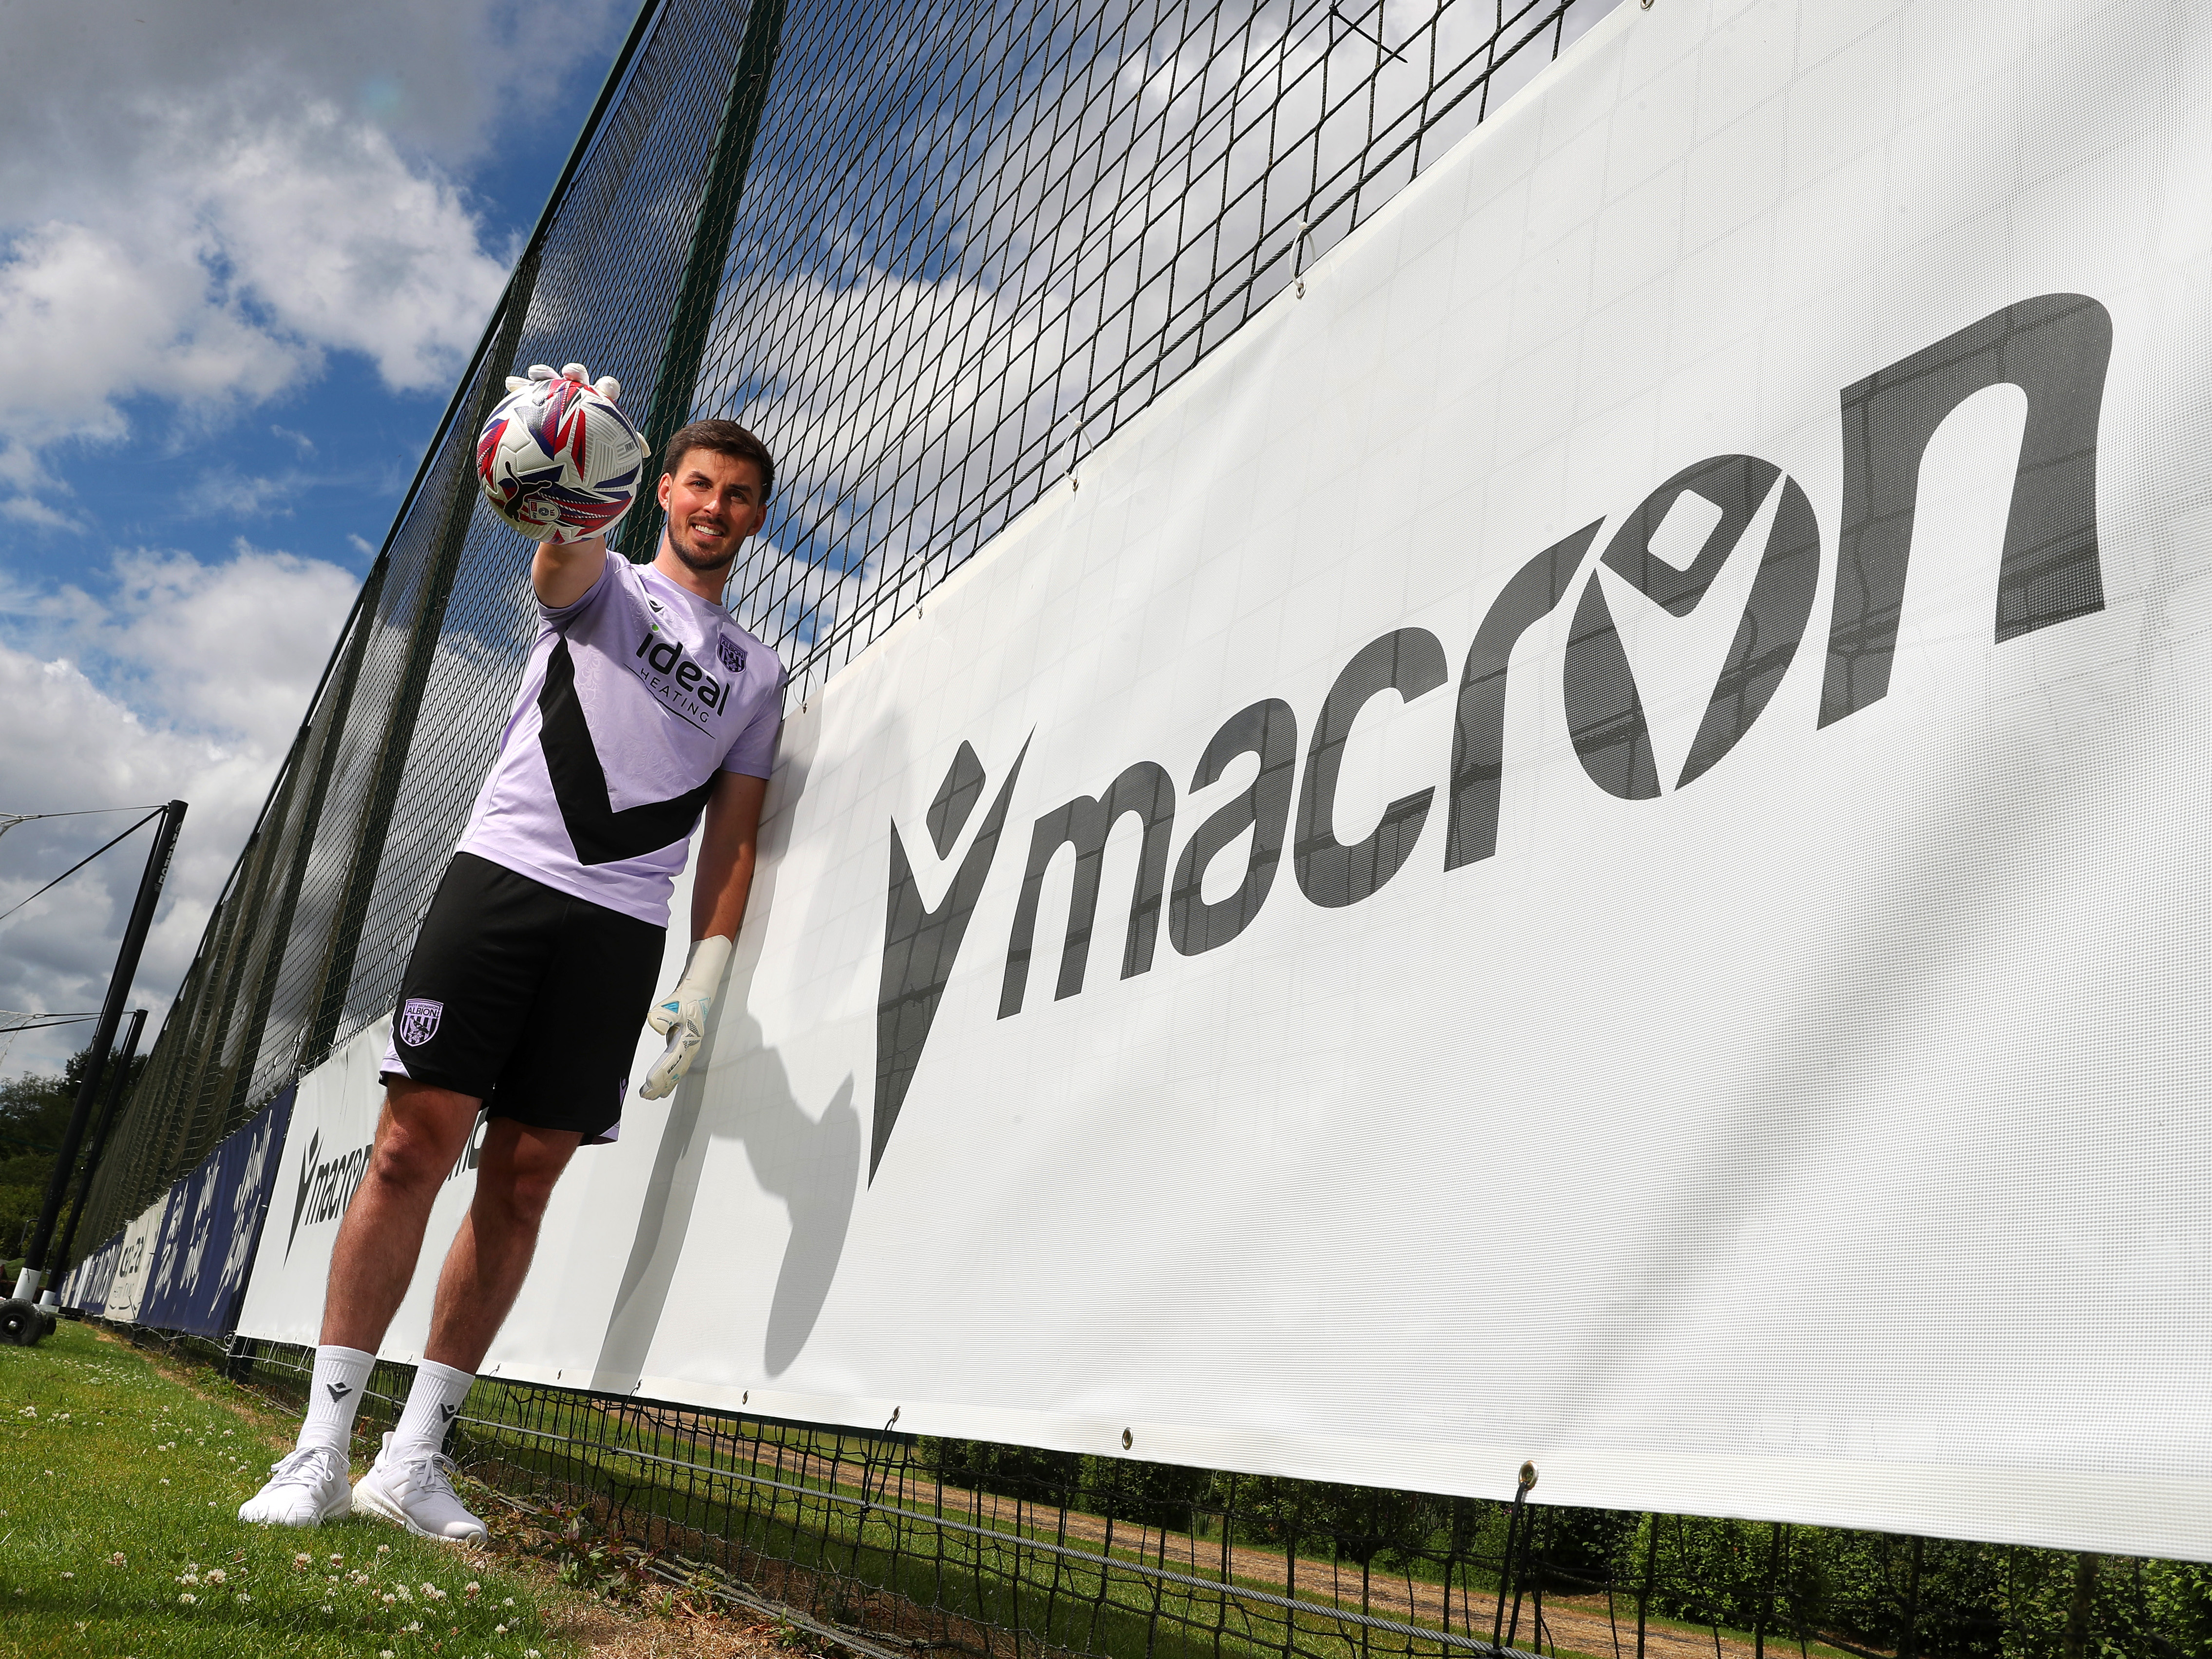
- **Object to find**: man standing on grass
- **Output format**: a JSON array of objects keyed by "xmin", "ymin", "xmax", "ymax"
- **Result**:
[{"xmin": 242, "ymin": 382, "xmax": 785, "ymax": 1543}]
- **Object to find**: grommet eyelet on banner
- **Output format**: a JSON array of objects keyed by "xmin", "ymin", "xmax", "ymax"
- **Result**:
[
  {"xmin": 1296, "ymin": 279, "xmax": 1306, "ymax": 298},
  {"xmin": 1519, "ymin": 1461, "xmax": 1539, "ymax": 1491},
  {"xmin": 1121, "ymin": 1428, "xmax": 1133, "ymax": 1450}
]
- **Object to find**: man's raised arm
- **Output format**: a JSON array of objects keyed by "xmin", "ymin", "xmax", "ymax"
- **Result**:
[{"xmin": 533, "ymin": 533, "xmax": 608, "ymax": 609}]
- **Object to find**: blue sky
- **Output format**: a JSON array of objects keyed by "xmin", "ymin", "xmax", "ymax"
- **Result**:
[{"xmin": 0, "ymin": 1, "xmax": 634, "ymax": 1079}]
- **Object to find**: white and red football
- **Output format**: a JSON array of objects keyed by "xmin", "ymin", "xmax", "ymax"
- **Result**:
[{"xmin": 476, "ymin": 362, "xmax": 645, "ymax": 543}]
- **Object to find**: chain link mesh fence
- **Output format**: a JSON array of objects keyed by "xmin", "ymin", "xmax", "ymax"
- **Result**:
[{"xmin": 77, "ymin": 0, "xmax": 1622, "ymax": 1247}]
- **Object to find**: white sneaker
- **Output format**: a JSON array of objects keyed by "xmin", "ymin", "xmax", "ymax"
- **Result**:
[
  {"xmin": 238, "ymin": 1444, "xmax": 352, "ymax": 1527},
  {"xmin": 351, "ymin": 1431, "xmax": 488, "ymax": 1544}
]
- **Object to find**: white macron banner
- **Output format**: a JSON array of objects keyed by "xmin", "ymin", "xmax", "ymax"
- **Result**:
[
  {"xmin": 242, "ymin": 0, "xmax": 2212, "ymax": 1558},
  {"xmin": 101, "ymin": 1194, "xmax": 170, "ymax": 1327}
]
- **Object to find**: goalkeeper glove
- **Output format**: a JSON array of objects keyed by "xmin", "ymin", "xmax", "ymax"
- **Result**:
[
  {"xmin": 640, "ymin": 934, "xmax": 733, "ymax": 1100},
  {"xmin": 505, "ymin": 361, "xmax": 623, "ymax": 400},
  {"xmin": 503, "ymin": 363, "xmax": 626, "ymax": 546}
]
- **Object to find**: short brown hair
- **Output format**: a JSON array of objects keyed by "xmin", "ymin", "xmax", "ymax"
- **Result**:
[{"xmin": 662, "ymin": 419, "xmax": 774, "ymax": 500}]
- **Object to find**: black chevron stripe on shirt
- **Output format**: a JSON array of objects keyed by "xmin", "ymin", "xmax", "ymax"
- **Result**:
[{"xmin": 538, "ymin": 636, "xmax": 716, "ymax": 865}]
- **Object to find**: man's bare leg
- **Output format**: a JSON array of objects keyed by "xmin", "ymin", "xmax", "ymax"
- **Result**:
[
  {"xmin": 322, "ymin": 1080, "xmax": 484, "ymax": 1350},
  {"xmin": 240, "ymin": 1078, "xmax": 479, "ymax": 1529},
  {"xmin": 351, "ymin": 1117, "xmax": 580, "ymax": 1544},
  {"xmin": 422, "ymin": 1118, "xmax": 581, "ymax": 1372}
]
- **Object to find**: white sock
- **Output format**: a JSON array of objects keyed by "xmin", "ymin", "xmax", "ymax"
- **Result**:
[
  {"xmin": 300, "ymin": 1345, "xmax": 375, "ymax": 1455},
  {"xmin": 388, "ymin": 1358, "xmax": 475, "ymax": 1461}
]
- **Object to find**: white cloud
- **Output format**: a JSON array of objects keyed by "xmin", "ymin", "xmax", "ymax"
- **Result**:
[
  {"xmin": 0, "ymin": 545, "xmax": 358, "ymax": 1080},
  {"xmin": 0, "ymin": 0, "xmax": 627, "ymax": 522},
  {"xmin": 2, "ymin": 495, "xmax": 76, "ymax": 531},
  {"xmin": 179, "ymin": 471, "xmax": 301, "ymax": 521}
]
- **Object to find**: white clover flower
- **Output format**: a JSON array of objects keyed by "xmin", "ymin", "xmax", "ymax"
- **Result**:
[
  {"xmin": 177, "ymin": 1592, "xmax": 196, "ymax": 1604},
  {"xmin": 503, "ymin": 1597, "xmax": 515, "ymax": 1607},
  {"xmin": 382, "ymin": 1593, "xmax": 397, "ymax": 1606},
  {"xmin": 321, "ymin": 1604, "xmax": 334, "ymax": 1614},
  {"xmin": 527, "ymin": 1649, "xmax": 543, "ymax": 1657},
  {"xmin": 381, "ymin": 1651, "xmax": 396, "ymax": 1658},
  {"xmin": 205, "ymin": 1569, "xmax": 226, "ymax": 1584},
  {"xmin": 109, "ymin": 1553, "xmax": 125, "ymax": 1566},
  {"xmin": 465, "ymin": 1581, "xmax": 481, "ymax": 1595},
  {"xmin": 158, "ymin": 1479, "xmax": 169, "ymax": 1486},
  {"xmin": 18, "ymin": 1405, "xmax": 33, "ymax": 1417},
  {"xmin": 495, "ymin": 1624, "xmax": 508, "ymax": 1635},
  {"xmin": 57, "ymin": 1412, "xmax": 70, "ymax": 1421},
  {"xmin": 222, "ymin": 1428, "xmax": 233, "ymax": 1436},
  {"xmin": 395, "ymin": 1583, "xmax": 413, "ymax": 1601},
  {"xmin": 59, "ymin": 1571, "xmax": 73, "ymax": 1580},
  {"xmin": 235, "ymin": 1592, "xmax": 250, "ymax": 1604},
  {"xmin": 329, "ymin": 1553, "xmax": 343, "ymax": 1564},
  {"xmin": 405, "ymin": 1620, "xmax": 422, "ymax": 1633},
  {"xmin": 377, "ymin": 1544, "xmax": 390, "ymax": 1555}
]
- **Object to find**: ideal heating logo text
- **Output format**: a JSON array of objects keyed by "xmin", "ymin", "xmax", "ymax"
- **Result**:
[
  {"xmin": 868, "ymin": 294, "xmax": 2113, "ymax": 1180},
  {"xmin": 634, "ymin": 630, "xmax": 735, "ymax": 716}
]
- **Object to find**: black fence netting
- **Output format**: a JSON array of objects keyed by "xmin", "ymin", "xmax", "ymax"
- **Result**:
[
  {"xmin": 77, "ymin": 0, "xmax": 1626, "ymax": 1250},
  {"xmin": 136, "ymin": 1333, "xmax": 2212, "ymax": 1659}
]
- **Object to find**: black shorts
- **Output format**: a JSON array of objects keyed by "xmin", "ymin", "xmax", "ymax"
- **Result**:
[{"xmin": 383, "ymin": 852, "xmax": 664, "ymax": 1142}]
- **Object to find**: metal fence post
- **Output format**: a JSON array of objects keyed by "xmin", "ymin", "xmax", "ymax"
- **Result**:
[
  {"xmin": 617, "ymin": 0, "xmax": 789, "ymax": 561},
  {"xmin": 49, "ymin": 1008, "xmax": 145, "ymax": 1280}
]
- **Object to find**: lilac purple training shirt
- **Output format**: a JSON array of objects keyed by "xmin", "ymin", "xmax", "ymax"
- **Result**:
[{"xmin": 456, "ymin": 549, "xmax": 785, "ymax": 928}]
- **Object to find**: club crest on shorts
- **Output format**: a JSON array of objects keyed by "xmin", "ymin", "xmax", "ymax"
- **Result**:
[
  {"xmin": 399, "ymin": 997, "xmax": 444, "ymax": 1048},
  {"xmin": 718, "ymin": 634, "xmax": 745, "ymax": 674}
]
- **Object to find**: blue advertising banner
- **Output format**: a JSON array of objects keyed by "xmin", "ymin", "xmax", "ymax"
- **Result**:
[
  {"xmin": 66, "ymin": 1230, "xmax": 125, "ymax": 1316},
  {"xmin": 135, "ymin": 1087, "xmax": 294, "ymax": 1337}
]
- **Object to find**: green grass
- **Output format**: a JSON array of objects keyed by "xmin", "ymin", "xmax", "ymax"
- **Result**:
[{"xmin": 0, "ymin": 1320, "xmax": 570, "ymax": 1658}]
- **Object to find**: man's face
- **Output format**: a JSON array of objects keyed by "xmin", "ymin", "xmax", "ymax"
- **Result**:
[{"xmin": 658, "ymin": 448, "xmax": 768, "ymax": 573}]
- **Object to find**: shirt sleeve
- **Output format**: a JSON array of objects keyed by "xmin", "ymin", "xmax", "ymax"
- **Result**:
[
  {"xmin": 721, "ymin": 666, "xmax": 787, "ymax": 778},
  {"xmin": 537, "ymin": 547, "xmax": 617, "ymax": 623}
]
